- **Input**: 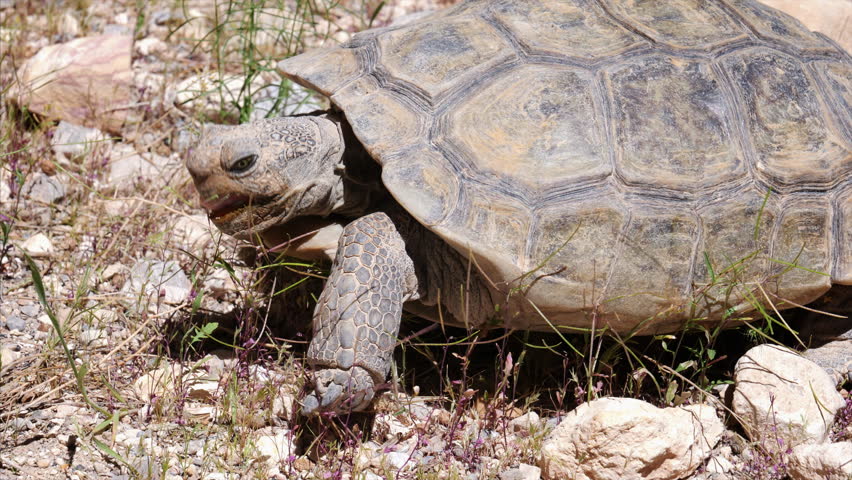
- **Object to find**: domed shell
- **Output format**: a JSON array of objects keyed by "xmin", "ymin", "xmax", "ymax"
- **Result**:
[{"xmin": 279, "ymin": 0, "xmax": 852, "ymax": 333}]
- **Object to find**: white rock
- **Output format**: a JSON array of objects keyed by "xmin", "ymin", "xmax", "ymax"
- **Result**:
[
  {"xmin": 20, "ymin": 233, "xmax": 54, "ymax": 257},
  {"xmin": 384, "ymin": 451, "xmax": 412, "ymax": 470},
  {"xmin": 106, "ymin": 143, "xmax": 171, "ymax": 187},
  {"xmin": 374, "ymin": 412, "xmax": 413, "ymax": 440},
  {"xmin": 21, "ymin": 174, "xmax": 65, "ymax": 204},
  {"xmin": 186, "ymin": 381, "xmax": 220, "ymax": 402},
  {"xmin": 499, "ymin": 463, "xmax": 541, "ymax": 480},
  {"xmin": 135, "ymin": 37, "xmax": 167, "ymax": 56},
  {"xmin": 787, "ymin": 442, "xmax": 852, "ymax": 480},
  {"xmin": 539, "ymin": 397, "xmax": 723, "ymax": 480},
  {"xmin": 1, "ymin": 346, "xmax": 20, "ymax": 366},
  {"xmin": 272, "ymin": 392, "xmax": 295, "ymax": 418},
  {"xmin": 510, "ymin": 411, "xmax": 542, "ymax": 432},
  {"xmin": 79, "ymin": 327, "xmax": 105, "ymax": 345},
  {"xmin": 172, "ymin": 214, "xmax": 219, "ymax": 252},
  {"xmin": 124, "ymin": 260, "xmax": 191, "ymax": 306},
  {"xmin": 705, "ymin": 455, "xmax": 734, "ymax": 474},
  {"xmin": 57, "ymin": 11, "xmax": 80, "ymax": 38},
  {"xmin": 0, "ymin": 179, "xmax": 10, "ymax": 202},
  {"xmin": 255, "ymin": 428, "xmax": 296, "ymax": 465},
  {"xmin": 132, "ymin": 364, "xmax": 184, "ymax": 401},
  {"xmin": 51, "ymin": 121, "xmax": 107, "ymax": 161},
  {"xmin": 733, "ymin": 344, "xmax": 845, "ymax": 446},
  {"xmin": 101, "ymin": 263, "xmax": 128, "ymax": 281},
  {"xmin": 787, "ymin": 441, "xmax": 852, "ymax": 480}
]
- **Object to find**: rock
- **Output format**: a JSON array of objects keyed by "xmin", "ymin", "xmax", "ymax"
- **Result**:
[
  {"xmin": 56, "ymin": 11, "xmax": 80, "ymax": 40},
  {"xmin": 124, "ymin": 260, "xmax": 191, "ymax": 306},
  {"xmin": 761, "ymin": 0, "xmax": 852, "ymax": 51},
  {"xmin": 384, "ymin": 451, "xmax": 413, "ymax": 470},
  {"xmin": 6, "ymin": 315, "xmax": 27, "ymax": 332},
  {"xmin": 1, "ymin": 346, "xmax": 20, "ymax": 366},
  {"xmin": 135, "ymin": 37, "xmax": 167, "ymax": 56},
  {"xmin": 133, "ymin": 364, "xmax": 184, "ymax": 401},
  {"xmin": 20, "ymin": 233, "xmax": 55, "ymax": 257},
  {"xmin": 101, "ymin": 263, "xmax": 128, "ymax": 281},
  {"xmin": 254, "ymin": 428, "xmax": 296, "ymax": 466},
  {"xmin": 539, "ymin": 397, "xmax": 723, "ymax": 480},
  {"xmin": 733, "ymin": 344, "xmax": 845, "ymax": 446},
  {"xmin": 51, "ymin": 121, "xmax": 107, "ymax": 162},
  {"xmin": 13, "ymin": 35, "xmax": 133, "ymax": 134},
  {"xmin": 79, "ymin": 327, "xmax": 106, "ymax": 346},
  {"xmin": 173, "ymin": 72, "xmax": 294, "ymax": 121},
  {"xmin": 106, "ymin": 143, "xmax": 171, "ymax": 187},
  {"xmin": 21, "ymin": 174, "xmax": 66, "ymax": 204},
  {"xmin": 510, "ymin": 411, "xmax": 542, "ymax": 433},
  {"xmin": 499, "ymin": 463, "xmax": 541, "ymax": 480},
  {"xmin": 0, "ymin": 180, "xmax": 10, "ymax": 202},
  {"xmin": 374, "ymin": 412, "xmax": 413, "ymax": 440},
  {"xmin": 272, "ymin": 392, "xmax": 295, "ymax": 418},
  {"xmin": 787, "ymin": 441, "xmax": 852, "ymax": 480},
  {"xmin": 173, "ymin": 214, "xmax": 219, "ymax": 252},
  {"xmin": 19, "ymin": 304, "xmax": 39, "ymax": 317}
]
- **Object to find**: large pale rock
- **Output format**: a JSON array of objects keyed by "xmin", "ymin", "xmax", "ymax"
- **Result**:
[
  {"xmin": 761, "ymin": 0, "xmax": 852, "ymax": 51},
  {"xmin": 539, "ymin": 397, "xmax": 723, "ymax": 480},
  {"xmin": 14, "ymin": 35, "xmax": 132, "ymax": 134},
  {"xmin": 787, "ymin": 441, "xmax": 852, "ymax": 480},
  {"xmin": 733, "ymin": 345, "xmax": 845, "ymax": 445}
]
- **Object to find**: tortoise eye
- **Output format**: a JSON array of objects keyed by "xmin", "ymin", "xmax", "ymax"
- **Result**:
[{"xmin": 229, "ymin": 154, "xmax": 257, "ymax": 173}]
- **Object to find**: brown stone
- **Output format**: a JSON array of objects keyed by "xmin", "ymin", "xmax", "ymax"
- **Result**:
[{"xmin": 14, "ymin": 35, "xmax": 133, "ymax": 134}]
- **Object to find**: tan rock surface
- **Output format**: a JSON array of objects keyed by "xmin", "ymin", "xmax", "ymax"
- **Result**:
[{"xmin": 14, "ymin": 35, "xmax": 132, "ymax": 133}]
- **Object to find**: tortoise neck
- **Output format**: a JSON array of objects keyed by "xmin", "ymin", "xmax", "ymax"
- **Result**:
[{"xmin": 330, "ymin": 113, "xmax": 389, "ymax": 218}]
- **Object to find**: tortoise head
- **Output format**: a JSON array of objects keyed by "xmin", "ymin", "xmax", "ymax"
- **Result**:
[{"xmin": 186, "ymin": 114, "xmax": 347, "ymax": 238}]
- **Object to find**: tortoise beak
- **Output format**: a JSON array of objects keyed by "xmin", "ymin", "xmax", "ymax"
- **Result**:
[{"xmin": 201, "ymin": 192, "xmax": 251, "ymax": 219}]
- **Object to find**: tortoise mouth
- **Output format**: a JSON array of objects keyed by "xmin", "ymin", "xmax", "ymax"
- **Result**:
[{"xmin": 201, "ymin": 193, "xmax": 272, "ymax": 221}]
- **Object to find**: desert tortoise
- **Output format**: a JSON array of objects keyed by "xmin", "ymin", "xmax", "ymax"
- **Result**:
[{"xmin": 187, "ymin": 0, "xmax": 852, "ymax": 414}]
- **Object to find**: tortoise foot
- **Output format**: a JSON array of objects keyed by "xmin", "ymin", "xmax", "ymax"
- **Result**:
[{"xmin": 302, "ymin": 367, "xmax": 376, "ymax": 415}]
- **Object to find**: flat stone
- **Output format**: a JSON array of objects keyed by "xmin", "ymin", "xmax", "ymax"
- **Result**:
[
  {"xmin": 20, "ymin": 233, "xmax": 54, "ymax": 257},
  {"xmin": 499, "ymin": 463, "xmax": 542, "ymax": 480},
  {"xmin": 19, "ymin": 304, "xmax": 40, "ymax": 317},
  {"xmin": 1, "ymin": 346, "xmax": 20, "ymax": 365},
  {"xmin": 6, "ymin": 315, "xmax": 26, "ymax": 331},
  {"xmin": 13, "ymin": 35, "xmax": 132, "ymax": 133},
  {"xmin": 51, "ymin": 121, "xmax": 107, "ymax": 161},
  {"xmin": 135, "ymin": 37, "xmax": 167, "ymax": 56},
  {"xmin": 21, "ymin": 174, "xmax": 65, "ymax": 204},
  {"xmin": 106, "ymin": 143, "xmax": 171, "ymax": 187},
  {"xmin": 124, "ymin": 260, "xmax": 191, "ymax": 307}
]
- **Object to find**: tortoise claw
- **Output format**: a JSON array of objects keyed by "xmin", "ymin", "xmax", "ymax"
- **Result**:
[{"xmin": 301, "ymin": 367, "xmax": 376, "ymax": 415}]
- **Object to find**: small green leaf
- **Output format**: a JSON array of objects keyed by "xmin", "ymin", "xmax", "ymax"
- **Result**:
[
  {"xmin": 665, "ymin": 380, "xmax": 678, "ymax": 404},
  {"xmin": 190, "ymin": 322, "xmax": 219, "ymax": 345}
]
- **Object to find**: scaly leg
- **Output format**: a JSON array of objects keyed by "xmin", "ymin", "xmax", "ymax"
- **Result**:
[{"xmin": 301, "ymin": 212, "xmax": 418, "ymax": 414}]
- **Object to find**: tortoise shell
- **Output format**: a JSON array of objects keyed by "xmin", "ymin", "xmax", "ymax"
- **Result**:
[{"xmin": 279, "ymin": 0, "xmax": 852, "ymax": 333}]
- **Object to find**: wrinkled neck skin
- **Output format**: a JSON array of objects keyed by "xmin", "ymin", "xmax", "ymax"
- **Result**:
[{"xmin": 254, "ymin": 113, "xmax": 386, "ymax": 260}]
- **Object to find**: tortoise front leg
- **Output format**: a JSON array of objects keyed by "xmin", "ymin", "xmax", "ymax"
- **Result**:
[{"xmin": 301, "ymin": 212, "xmax": 418, "ymax": 414}]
